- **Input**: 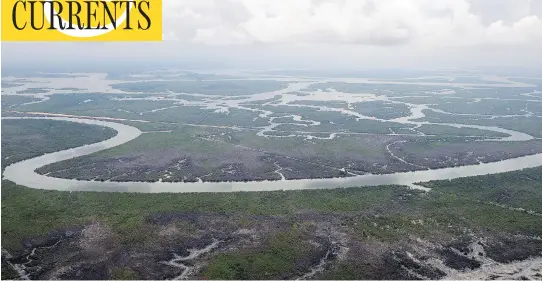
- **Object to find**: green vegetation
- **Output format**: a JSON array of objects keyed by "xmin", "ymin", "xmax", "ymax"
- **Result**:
[
  {"xmin": 1, "ymin": 95, "xmax": 41, "ymax": 107},
  {"xmin": 204, "ymin": 229, "xmax": 311, "ymax": 280},
  {"xmin": 16, "ymin": 88, "xmax": 51, "ymax": 94},
  {"xmin": 261, "ymin": 104, "xmax": 416, "ymax": 134},
  {"xmin": 417, "ymin": 124, "xmax": 509, "ymax": 138},
  {"xmin": 351, "ymin": 101, "xmax": 411, "ymax": 120},
  {"xmin": 431, "ymin": 98, "xmax": 539, "ymax": 116},
  {"xmin": 421, "ymin": 111, "xmax": 542, "ymax": 138},
  {"xmin": 308, "ymin": 82, "xmax": 448, "ymax": 96},
  {"xmin": 1, "ymin": 119, "xmax": 117, "ymax": 170},
  {"xmin": 141, "ymin": 106, "xmax": 269, "ymax": 127},
  {"xmin": 1, "ymin": 112, "xmax": 541, "ymax": 279},
  {"xmin": 9, "ymin": 93, "xmax": 175, "ymax": 120},
  {"xmin": 422, "ymin": 167, "xmax": 542, "ymax": 213},
  {"xmin": 110, "ymin": 267, "xmax": 140, "ymax": 280},
  {"xmin": 3, "ymin": 167, "xmax": 542, "ymax": 253},
  {"xmin": 1, "ymin": 82, "xmax": 24, "ymax": 88},
  {"xmin": 9, "ymin": 94, "xmax": 270, "ymax": 128},
  {"xmin": 3, "ymin": 118, "xmax": 539, "ymax": 250},
  {"xmin": 2, "ymin": 73, "xmax": 542, "ymax": 279},
  {"xmin": 112, "ymin": 80, "xmax": 286, "ymax": 95},
  {"xmin": 106, "ymin": 71, "xmax": 239, "ymax": 81},
  {"xmin": 393, "ymin": 138, "xmax": 542, "ymax": 170}
]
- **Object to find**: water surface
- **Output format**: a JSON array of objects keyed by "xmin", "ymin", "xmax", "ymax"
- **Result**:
[{"xmin": 3, "ymin": 117, "xmax": 541, "ymax": 193}]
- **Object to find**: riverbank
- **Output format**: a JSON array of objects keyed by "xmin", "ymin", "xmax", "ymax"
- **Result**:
[
  {"xmin": 2, "ymin": 116, "xmax": 541, "ymax": 280},
  {"xmin": 2, "ymin": 165, "xmax": 541, "ymax": 279},
  {"xmin": 3, "ymin": 117, "xmax": 542, "ymax": 193}
]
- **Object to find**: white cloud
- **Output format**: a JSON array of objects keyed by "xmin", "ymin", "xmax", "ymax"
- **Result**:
[
  {"xmin": 486, "ymin": 16, "xmax": 542, "ymax": 45},
  {"xmin": 162, "ymin": 0, "xmax": 542, "ymax": 47},
  {"xmin": 3, "ymin": 0, "xmax": 542, "ymax": 70}
]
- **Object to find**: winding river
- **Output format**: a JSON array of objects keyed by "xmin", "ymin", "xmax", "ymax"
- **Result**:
[{"xmin": 3, "ymin": 116, "xmax": 542, "ymax": 193}]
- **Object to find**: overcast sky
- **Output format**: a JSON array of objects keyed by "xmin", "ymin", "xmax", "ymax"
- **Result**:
[{"xmin": 3, "ymin": 0, "xmax": 542, "ymax": 71}]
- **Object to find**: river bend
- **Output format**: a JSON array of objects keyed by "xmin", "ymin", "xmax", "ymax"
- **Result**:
[{"xmin": 3, "ymin": 117, "xmax": 542, "ymax": 193}]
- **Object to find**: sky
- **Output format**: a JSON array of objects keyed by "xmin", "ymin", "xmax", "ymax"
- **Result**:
[{"xmin": 2, "ymin": 0, "xmax": 542, "ymax": 72}]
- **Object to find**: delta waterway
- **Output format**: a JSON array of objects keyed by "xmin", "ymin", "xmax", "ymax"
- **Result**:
[{"xmin": 3, "ymin": 116, "xmax": 542, "ymax": 193}]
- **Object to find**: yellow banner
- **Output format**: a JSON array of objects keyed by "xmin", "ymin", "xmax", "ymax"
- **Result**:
[{"xmin": 2, "ymin": 0, "xmax": 162, "ymax": 41}]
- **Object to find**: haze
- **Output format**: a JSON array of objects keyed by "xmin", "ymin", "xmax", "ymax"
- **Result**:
[{"xmin": 2, "ymin": 0, "xmax": 542, "ymax": 72}]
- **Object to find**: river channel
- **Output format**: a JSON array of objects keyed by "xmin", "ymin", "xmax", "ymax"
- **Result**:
[{"xmin": 3, "ymin": 116, "xmax": 542, "ymax": 193}]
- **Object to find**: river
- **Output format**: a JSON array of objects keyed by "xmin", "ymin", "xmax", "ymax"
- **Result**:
[{"xmin": 3, "ymin": 116, "xmax": 542, "ymax": 193}]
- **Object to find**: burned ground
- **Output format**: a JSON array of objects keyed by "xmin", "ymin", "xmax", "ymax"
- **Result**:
[
  {"xmin": 2, "ymin": 71, "xmax": 542, "ymax": 280},
  {"xmin": 3, "ymin": 184, "xmax": 541, "ymax": 280}
]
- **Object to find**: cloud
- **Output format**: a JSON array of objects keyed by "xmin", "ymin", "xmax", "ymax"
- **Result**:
[
  {"xmin": 485, "ymin": 16, "xmax": 542, "ymax": 45},
  {"xmin": 2, "ymin": 0, "xmax": 541, "ymax": 70},
  {"xmin": 162, "ymin": 0, "xmax": 542, "ymax": 47}
]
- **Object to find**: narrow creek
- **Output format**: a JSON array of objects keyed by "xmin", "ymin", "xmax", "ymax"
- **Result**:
[{"xmin": 160, "ymin": 239, "xmax": 222, "ymax": 280}]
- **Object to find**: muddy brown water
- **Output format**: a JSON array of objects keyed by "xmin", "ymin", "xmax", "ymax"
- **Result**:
[{"xmin": 3, "ymin": 116, "xmax": 542, "ymax": 193}]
